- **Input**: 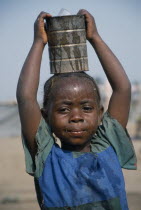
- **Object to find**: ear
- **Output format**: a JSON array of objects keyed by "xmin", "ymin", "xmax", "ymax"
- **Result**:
[
  {"xmin": 41, "ymin": 108, "xmax": 48, "ymax": 121},
  {"xmin": 98, "ymin": 105, "xmax": 104, "ymax": 125}
]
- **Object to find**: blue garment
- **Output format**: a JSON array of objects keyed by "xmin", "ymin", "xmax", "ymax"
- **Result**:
[
  {"xmin": 39, "ymin": 145, "xmax": 127, "ymax": 209},
  {"xmin": 22, "ymin": 112, "xmax": 137, "ymax": 209}
]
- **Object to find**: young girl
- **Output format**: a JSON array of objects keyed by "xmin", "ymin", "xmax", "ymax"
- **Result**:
[{"xmin": 16, "ymin": 10, "xmax": 136, "ymax": 210}]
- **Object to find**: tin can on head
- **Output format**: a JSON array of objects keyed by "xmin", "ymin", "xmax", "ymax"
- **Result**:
[{"xmin": 46, "ymin": 15, "xmax": 89, "ymax": 74}]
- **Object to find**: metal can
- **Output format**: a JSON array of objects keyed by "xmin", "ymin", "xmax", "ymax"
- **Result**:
[{"xmin": 46, "ymin": 15, "xmax": 89, "ymax": 74}]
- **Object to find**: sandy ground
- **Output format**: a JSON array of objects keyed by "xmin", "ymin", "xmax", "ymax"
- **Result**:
[{"xmin": 0, "ymin": 137, "xmax": 141, "ymax": 210}]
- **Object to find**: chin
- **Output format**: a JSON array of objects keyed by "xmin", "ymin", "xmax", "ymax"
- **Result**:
[{"xmin": 62, "ymin": 138, "xmax": 90, "ymax": 148}]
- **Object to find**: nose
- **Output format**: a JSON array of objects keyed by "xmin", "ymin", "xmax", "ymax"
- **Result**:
[{"xmin": 69, "ymin": 109, "xmax": 84, "ymax": 123}]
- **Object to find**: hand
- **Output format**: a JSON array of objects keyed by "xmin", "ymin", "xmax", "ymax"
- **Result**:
[
  {"xmin": 77, "ymin": 9, "xmax": 99, "ymax": 41},
  {"xmin": 34, "ymin": 11, "xmax": 52, "ymax": 45}
]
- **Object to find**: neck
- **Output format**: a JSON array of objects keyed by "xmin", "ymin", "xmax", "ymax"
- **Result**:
[{"xmin": 62, "ymin": 142, "xmax": 91, "ymax": 152}]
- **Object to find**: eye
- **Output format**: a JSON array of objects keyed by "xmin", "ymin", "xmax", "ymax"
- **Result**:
[
  {"xmin": 83, "ymin": 106, "xmax": 93, "ymax": 112},
  {"xmin": 58, "ymin": 107, "xmax": 70, "ymax": 113}
]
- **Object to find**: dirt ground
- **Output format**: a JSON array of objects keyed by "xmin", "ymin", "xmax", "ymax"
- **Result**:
[{"xmin": 0, "ymin": 137, "xmax": 141, "ymax": 210}]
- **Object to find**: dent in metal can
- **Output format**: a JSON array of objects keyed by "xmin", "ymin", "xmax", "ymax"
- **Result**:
[{"xmin": 46, "ymin": 15, "xmax": 89, "ymax": 74}]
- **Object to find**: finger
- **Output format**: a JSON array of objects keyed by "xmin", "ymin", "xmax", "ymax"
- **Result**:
[
  {"xmin": 77, "ymin": 9, "xmax": 92, "ymax": 20},
  {"xmin": 37, "ymin": 11, "xmax": 52, "ymax": 22},
  {"xmin": 77, "ymin": 9, "xmax": 87, "ymax": 15}
]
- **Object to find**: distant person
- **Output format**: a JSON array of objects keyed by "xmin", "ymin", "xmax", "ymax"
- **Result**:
[{"xmin": 16, "ymin": 9, "xmax": 137, "ymax": 210}]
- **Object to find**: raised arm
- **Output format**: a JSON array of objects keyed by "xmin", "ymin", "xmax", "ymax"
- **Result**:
[
  {"xmin": 78, "ymin": 9, "xmax": 131, "ymax": 128},
  {"xmin": 16, "ymin": 12, "xmax": 52, "ymax": 156}
]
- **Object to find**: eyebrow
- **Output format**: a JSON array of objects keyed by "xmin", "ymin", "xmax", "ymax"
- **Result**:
[
  {"xmin": 56, "ymin": 100, "xmax": 72, "ymax": 105},
  {"xmin": 80, "ymin": 99, "xmax": 94, "ymax": 104},
  {"xmin": 56, "ymin": 99, "xmax": 94, "ymax": 105}
]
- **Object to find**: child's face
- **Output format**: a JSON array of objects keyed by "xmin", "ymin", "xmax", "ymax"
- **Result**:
[{"xmin": 47, "ymin": 77, "xmax": 103, "ymax": 151}]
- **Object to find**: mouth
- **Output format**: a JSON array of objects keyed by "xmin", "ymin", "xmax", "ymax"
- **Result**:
[{"xmin": 66, "ymin": 129, "xmax": 86, "ymax": 137}]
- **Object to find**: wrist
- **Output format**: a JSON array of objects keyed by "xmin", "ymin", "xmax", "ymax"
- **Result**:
[
  {"xmin": 88, "ymin": 33, "xmax": 102, "ymax": 45},
  {"xmin": 33, "ymin": 38, "xmax": 46, "ymax": 49}
]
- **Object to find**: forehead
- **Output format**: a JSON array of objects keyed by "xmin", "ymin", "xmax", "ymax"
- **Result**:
[{"xmin": 51, "ymin": 77, "xmax": 97, "ymax": 101}]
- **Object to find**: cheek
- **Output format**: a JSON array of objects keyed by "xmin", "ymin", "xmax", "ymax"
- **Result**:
[
  {"xmin": 49, "ymin": 113, "xmax": 66, "ymax": 132},
  {"xmin": 88, "ymin": 114, "xmax": 99, "ymax": 129}
]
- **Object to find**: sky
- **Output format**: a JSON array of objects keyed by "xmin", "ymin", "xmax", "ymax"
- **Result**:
[{"xmin": 0, "ymin": 0, "xmax": 140, "ymax": 102}]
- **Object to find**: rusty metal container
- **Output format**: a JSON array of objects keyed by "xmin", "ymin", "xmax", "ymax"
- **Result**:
[{"xmin": 46, "ymin": 15, "xmax": 89, "ymax": 74}]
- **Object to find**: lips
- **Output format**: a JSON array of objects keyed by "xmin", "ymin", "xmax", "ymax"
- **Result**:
[{"xmin": 66, "ymin": 129, "xmax": 86, "ymax": 137}]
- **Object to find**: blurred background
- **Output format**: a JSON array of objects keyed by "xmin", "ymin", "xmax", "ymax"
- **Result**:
[{"xmin": 0, "ymin": 0, "xmax": 140, "ymax": 209}]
